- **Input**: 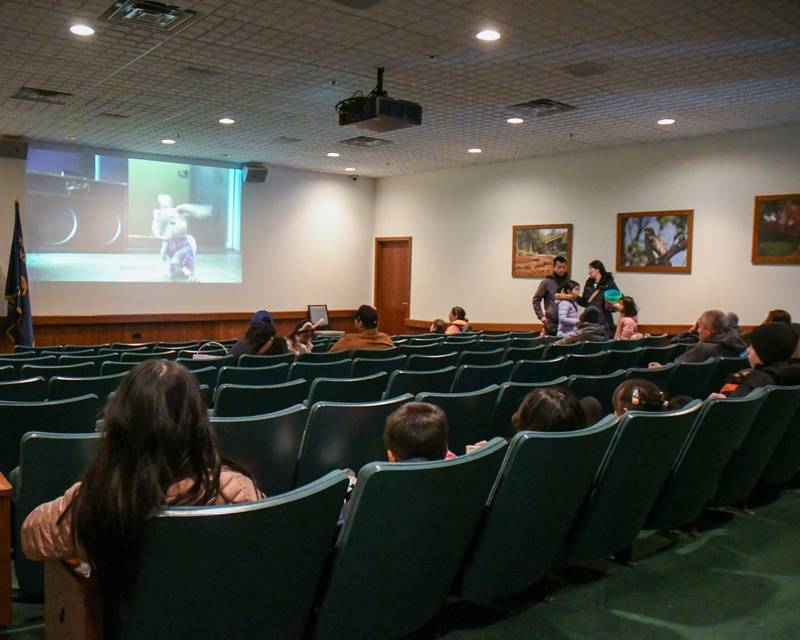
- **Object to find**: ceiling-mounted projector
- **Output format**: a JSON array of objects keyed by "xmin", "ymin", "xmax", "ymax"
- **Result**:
[{"xmin": 336, "ymin": 67, "xmax": 422, "ymax": 132}]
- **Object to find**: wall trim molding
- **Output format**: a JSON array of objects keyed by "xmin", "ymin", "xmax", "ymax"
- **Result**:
[{"xmin": 33, "ymin": 310, "xmax": 356, "ymax": 327}]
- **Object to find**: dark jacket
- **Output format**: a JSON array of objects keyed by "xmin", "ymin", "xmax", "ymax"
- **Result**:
[
  {"xmin": 726, "ymin": 359, "xmax": 800, "ymax": 398},
  {"xmin": 231, "ymin": 336, "xmax": 289, "ymax": 361},
  {"xmin": 532, "ymin": 273, "xmax": 569, "ymax": 335},
  {"xmin": 554, "ymin": 322, "xmax": 610, "ymax": 345},
  {"xmin": 578, "ymin": 274, "xmax": 618, "ymax": 335},
  {"xmin": 675, "ymin": 328, "xmax": 746, "ymax": 364}
]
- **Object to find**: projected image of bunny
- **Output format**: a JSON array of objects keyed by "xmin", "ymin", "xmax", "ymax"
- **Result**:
[{"xmin": 151, "ymin": 194, "xmax": 213, "ymax": 282}]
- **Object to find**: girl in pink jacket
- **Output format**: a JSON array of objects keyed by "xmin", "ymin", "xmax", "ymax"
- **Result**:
[{"xmin": 614, "ymin": 295, "xmax": 641, "ymax": 340}]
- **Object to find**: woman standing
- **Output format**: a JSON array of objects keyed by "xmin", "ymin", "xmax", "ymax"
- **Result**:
[{"xmin": 577, "ymin": 260, "xmax": 619, "ymax": 335}]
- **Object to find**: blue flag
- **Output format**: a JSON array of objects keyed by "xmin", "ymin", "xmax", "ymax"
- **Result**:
[{"xmin": 4, "ymin": 201, "xmax": 34, "ymax": 347}]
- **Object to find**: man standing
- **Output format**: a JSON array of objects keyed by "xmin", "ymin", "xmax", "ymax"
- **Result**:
[
  {"xmin": 330, "ymin": 305, "xmax": 395, "ymax": 352},
  {"xmin": 532, "ymin": 256, "xmax": 569, "ymax": 336}
]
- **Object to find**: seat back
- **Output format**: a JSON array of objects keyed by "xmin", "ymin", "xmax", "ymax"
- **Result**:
[
  {"xmin": 610, "ymin": 339, "xmax": 644, "ymax": 352},
  {"xmin": 668, "ymin": 357, "xmax": 718, "ymax": 398},
  {"xmin": 0, "ymin": 355, "xmax": 58, "ymax": 373},
  {"xmin": 642, "ymin": 334, "xmax": 670, "ymax": 347},
  {"xmin": 213, "ymin": 380, "xmax": 308, "ymax": 418},
  {"xmin": 350, "ymin": 347, "xmax": 400, "ymax": 360},
  {"xmin": 121, "ymin": 472, "xmax": 348, "ymax": 640},
  {"xmin": 510, "ymin": 337, "xmax": 546, "ymax": 348},
  {"xmin": 238, "ymin": 353, "xmax": 295, "ymax": 367},
  {"xmin": 638, "ymin": 344, "xmax": 681, "ymax": 366},
  {"xmin": 762, "ymin": 401, "xmax": 800, "ymax": 486},
  {"xmin": 458, "ymin": 417, "xmax": 618, "ymax": 601},
  {"xmin": 0, "ymin": 377, "xmax": 47, "ymax": 402},
  {"xmin": 100, "ymin": 360, "xmax": 139, "ymax": 376},
  {"xmin": 624, "ymin": 363, "xmax": 674, "ymax": 389},
  {"xmin": 315, "ymin": 439, "xmax": 508, "ymax": 640},
  {"xmin": 217, "ymin": 363, "xmax": 290, "ymax": 387},
  {"xmin": 416, "ymin": 385, "xmax": 500, "ymax": 454},
  {"xmin": 383, "ymin": 367, "xmax": 457, "ymax": 398},
  {"xmin": 578, "ymin": 340, "xmax": 612, "ymax": 355},
  {"xmin": 544, "ymin": 343, "xmax": 584, "ymax": 358},
  {"xmin": 568, "ymin": 370, "xmax": 627, "ymax": 414},
  {"xmin": 406, "ymin": 352, "xmax": 459, "ymax": 371},
  {"xmin": 509, "ymin": 357, "xmax": 565, "ymax": 383},
  {"xmin": 470, "ymin": 338, "xmax": 511, "ymax": 352},
  {"xmin": 647, "ymin": 390, "xmax": 767, "ymax": 530},
  {"xmin": 502, "ymin": 346, "xmax": 546, "ymax": 362},
  {"xmin": 562, "ymin": 352, "xmax": 607, "ymax": 376},
  {"xmin": 297, "ymin": 351, "xmax": 353, "ymax": 363},
  {"xmin": 488, "ymin": 378, "xmax": 570, "ymax": 438},
  {"xmin": 111, "ymin": 342, "xmax": 155, "ymax": 351},
  {"xmin": 211, "ymin": 405, "xmax": 309, "ymax": 496},
  {"xmin": 450, "ymin": 362, "xmax": 514, "ymax": 393},
  {"xmin": 397, "ymin": 342, "xmax": 441, "ymax": 356},
  {"xmin": 288, "ymin": 360, "xmax": 352, "ymax": 383},
  {"xmin": 13, "ymin": 432, "xmax": 103, "ymax": 597},
  {"xmin": 706, "ymin": 357, "xmax": 750, "ymax": 395},
  {"xmin": 307, "ymin": 373, "xmax": 388, "ymax": 406},
  {"xmin": 566, "ymin": 401, "xmax": 703, "ymax": 562},
  {"xmin": 350, "ymin": 355, "xmax": 408, "ymax": 378},
  {"xmin": 713, "ymin": 385, "xmax": 800, "ymax": 505},
  {"xmin": 48, "ymin": 372, "xmax": 127, "ymax": 402},
  {"xmin": 0, "ymin": 366, "xmax": 15, "ymax": 382},
  {"xmin": 187, "ymin": 366, "xmax": 218, "ymax": 392},
  {"xmin": 456, "ymin": 348, "xmax": 506, "ymax": 367},
  {"xmin": 0, "ymin": 394, "xmax": 100, "ymax": 476},
  {"xmin": 176, "ymin": 355, "xmax": 236, "ymax": 371},
  {"xmin": 120, "ymin": 350, "xmax": 178, "ymax": 362},
  {"xmin": 20, "ymin": 362, "xmax": 98, "ymax": 380},
  {"xmin": 295, "ymin": 395, "xmax": 413, "ymax": 487},
  {"xmin": 602, "ymin": 348, "xmax": 643, "ymax": 374}
]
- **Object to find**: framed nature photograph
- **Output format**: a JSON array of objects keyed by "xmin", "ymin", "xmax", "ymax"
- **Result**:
[
  {"xmin": 752, "ymin": 194, "xmax": 800, "ymax": 264},
  {"xmin": 512, "ymin": 224, "xmax": 573, "ymax": 278},
  {"xmin": 616, "ymin": 210, "xmax": 693, "ymax": 273}
]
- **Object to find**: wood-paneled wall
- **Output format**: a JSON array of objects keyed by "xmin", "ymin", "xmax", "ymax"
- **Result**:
[{"xmin": 1, "ymin": 310, "xmax": 357, "ymax": 351}]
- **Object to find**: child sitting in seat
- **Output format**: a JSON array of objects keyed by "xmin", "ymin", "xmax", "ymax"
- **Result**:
[
  {"xmin": 612, "ymin": 379, "xmax": 668, "ymax": 415},
  {"xmin": 384, "ymin": 402, "xmax": 451, "ymax": 462}
]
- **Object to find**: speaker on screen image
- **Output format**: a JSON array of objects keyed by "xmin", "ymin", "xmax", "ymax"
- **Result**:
[{"xmin": 24, "ymin": 148, "xmax": 243, "ymax": 283}]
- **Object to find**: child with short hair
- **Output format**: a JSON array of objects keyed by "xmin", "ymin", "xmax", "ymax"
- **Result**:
[
  {"xmin": 612, "ymin": 379, "xmax": 668, "ymax": 415},
  {"xmin": 614, "ymin": 295, "xmax": 640, "ymax": 340},
  {"xmin": 384, "ymin": 402, "xmax": 450, "ymax": 461}
]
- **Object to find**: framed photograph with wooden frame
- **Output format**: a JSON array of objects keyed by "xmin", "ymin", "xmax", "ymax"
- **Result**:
[
  {"xmin": 512, "ymin": 224, "xmax": 573, "ymax": 278},
  {"xmin": 752, "ymin": 194, "xmax": 800, "ymax": 265},
  {"xmin": 616, "ymin": 210, "xmax": 693, "ymax": 273}
]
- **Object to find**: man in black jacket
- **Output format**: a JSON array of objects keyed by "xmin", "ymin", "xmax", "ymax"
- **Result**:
[
  {"xmin": 532, "ymin": 256, "xmax": 569, "ymax": 336},
  {"xmin": 674, "ymin": 310, "xmax": 746, "ymax": 364},
  {"xmin": 726, "ymin": 322, "xmax": 800, "ymax": 397}
]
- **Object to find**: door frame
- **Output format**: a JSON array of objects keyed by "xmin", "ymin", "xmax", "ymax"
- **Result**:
[{"xmin": 373, "ymin": 236, "xmax": 413, "ymax": 330}]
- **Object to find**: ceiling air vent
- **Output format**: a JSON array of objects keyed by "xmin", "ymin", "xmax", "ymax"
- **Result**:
[
  {"xmin": 563, "ymin": 61, "xmax": 608, "ymax": 78},
  {"xmin": 510, "ymin": 98, "xmax": 576, "ymax": 117},
  {"xmin": 340, "ymin": 135, "xmax": 393, "ymax": 148},
  {"xmin": 11, "ymin": 87, "xmax": 72, "ymax": 105},
  {"xmin": 101, "ymin": 1, "xmax": 200, "ymax": 31}
]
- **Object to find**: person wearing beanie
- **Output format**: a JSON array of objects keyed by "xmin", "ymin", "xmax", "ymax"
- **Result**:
[
  {"xmin": 230, "ymin": 309, "xmax": 289, "ymax": 361},
  {"xmin": 330, "ymin": 305, "xmax": 395, "ymax": 352},
  {"xmin": 723, "ymin": 322, "xmax": 800, "ymax": 398}
]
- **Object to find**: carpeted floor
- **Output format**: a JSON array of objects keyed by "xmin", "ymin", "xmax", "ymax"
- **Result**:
[{"xmin": 3, "ymin": 489, "xmax": 800, "ymax": 639}]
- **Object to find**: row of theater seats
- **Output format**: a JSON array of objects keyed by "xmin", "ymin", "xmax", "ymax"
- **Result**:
[{"xmin": 9, "ymin": 382, "xmax": 800, "ymax": 638}]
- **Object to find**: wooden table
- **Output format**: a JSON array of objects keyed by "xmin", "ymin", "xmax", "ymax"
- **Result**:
[{"xmin": 0, "ymin": 471, "xmax": 12, "ymax": 626}]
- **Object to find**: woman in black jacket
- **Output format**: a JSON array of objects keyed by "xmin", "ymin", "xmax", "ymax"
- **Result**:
[{"xmin": 577, "ymin": 260, "xmax": 618, "ymax": 335}]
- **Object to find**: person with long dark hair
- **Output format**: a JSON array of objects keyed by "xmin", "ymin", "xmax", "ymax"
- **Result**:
[
  {"xmin": 577, "ymin": 260, "xmax": 619, "ymax": 334},
  {"xmin": 21, "ymin": 360, "xmax": 261, "ymax": 635},
  {"xmin": 230, "ymin": 309, "xmax": 289, "ymax": 361}
]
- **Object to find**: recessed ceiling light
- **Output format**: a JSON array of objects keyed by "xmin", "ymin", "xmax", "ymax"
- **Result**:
[
  {"xmin": 327, "ymin": 152, "xmax": 340, "ymax": 158},
  {"xmin": 658, "ymin": 118, "xmax": 676, "ymax": 125},
  {"xmin": 476, "ymin": 29, "xmax": 501, "ymax": 41},
  {"xmin": 468, "ymin": 148, "xmax": 482, "ymax": 154},
  {"xmin": 507, "ymin": 117, "xmax": 524, "ymax": 124},
  {"xmin": 70, "ymin": 23, "xmax": 95, "ymax": 36},
  {"xmin": 345, "ymin": 167, "xmax": 356, "ymax": 172},
  {"xmin": 218, "ymin": 117, "xmax": 235, "ymax": 125},
  {"xmin": 161, "ymin": 138, "xmax": 176, "ymax": 145}
]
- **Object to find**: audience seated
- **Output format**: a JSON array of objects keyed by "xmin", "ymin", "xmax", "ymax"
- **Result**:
[
  {"xmin": 726, "ymin": 311, "xmax": 741, "ymax": 336},
  {"xmin": 556, "ymin": 280, "xmax": 581, "ymax": 337},
  {"xmin": 670, "ymin": 310, "xmax": 745, "ymax": 364},
  {"xmin": 554, "ymin": 306, "xmax": 610, "ymax": 345},
  {"xmin": 445, "ymin": 306, "xmax": 473, "ymax": 334},
  {"xmin": 614, "ymin": 295, "xmax": 641, "ymax": 340},
  {"xmin": 429, "ymin": 319, "xmax": 447, "ymax": 334},
  {"xmin": 511, "ymin": 387, "xmax": 595, "ymax": 432},
  {"xmin": 20, "ymin": 360, "xmax": 261, "ymax": 635},
  {"xmin": 285, "ymin": 319, "xmax": 322, "ymax": 356},
  {"xmin": 722, "ymin": 322, "xmax": 800, "ymax": 397},
  {"xmin": 384, "ymin": 402, "xmax": 450, "ymax": 462},
  {"xmin": 763, "ymin": 309, "xmax": 792, "ymax": 324},
  {"xmin": 230, "ymin": 310, "xmax": 289, "ymax": 361},
  {"xmin": 330, "ymin": 305, "xmax": 394, "ymax": 352},
  {"xmin": 613, "ymin": 379, "xmax": 668, "ymax": 415}
]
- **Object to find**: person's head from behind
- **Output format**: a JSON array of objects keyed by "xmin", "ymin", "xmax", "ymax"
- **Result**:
[
  {"xmin": 512, "ymin": 387, "xmax": 587, "ymax": 432},
  {"xmin": 696, "ymin": 310, "xmax": 727, "ymax": 342},
  {"xmin": 449, "ymin": 306, "xmax": 467, "ymax": 322},
  {"xmin": 73, "ymin": 360, "xmax": 220, "ymax": 617},
  {"xmin": 552, "ymin": 255, "xmax": 568, "ymax": 277},
  {"xmin": 244, "ymin": 320, "xmax": 276, "ymax": 351},
  {"xmin": 726, "ymin": 312, "xmax": 740, "ymax": 331},
  {"xmin": 579, "ymin": 305, "xmax": 602, "ymax": 327},
  {"xmin": 353, "ymin": 304, "xmax": 378, "ymax": 332},
  {"xmin": 764, "ymin": 309, "xmax": 792, "ymax": 324},
  {"xmin": 613, "ymin": 379, "xmax": 667, "ymax": 415},
  {"xmin": 616, "ymin": 295, "xmax": 638, "ymax": 318},
  {"xmin": 558, "ymin": 279, "xmax": 580, "ymax": 298},
  {"xmin": 430, "ymin": 318, "xmax": 447, "ymax": 333},
  {"xmin": 383, "ymin": 402, "xmax": 448, "ymax": 462}
]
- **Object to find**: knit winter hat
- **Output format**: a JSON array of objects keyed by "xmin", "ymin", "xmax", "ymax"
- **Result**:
[{"xmin": 748, "ymin": 322, "xmax": 799, "ymax": 365}]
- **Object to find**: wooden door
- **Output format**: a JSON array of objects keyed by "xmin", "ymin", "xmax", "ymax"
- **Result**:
[{"xmin": 374, "ymin": 237, "xmax": 412, "ymax": 336}]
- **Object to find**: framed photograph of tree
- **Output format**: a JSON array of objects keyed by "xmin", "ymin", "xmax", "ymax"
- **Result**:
[
  {"xmin": 512, "ymin": 224, "xmax": 573, "ymax": 278},
  {"xmin": 616, "ymin": 210, "xmax": 693, "ymax": 273},
  {"xmin": 752, "ymin": 194, "xmax": 800, "ymax": 264}
]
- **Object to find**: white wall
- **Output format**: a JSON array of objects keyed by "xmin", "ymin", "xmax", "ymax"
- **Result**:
[
  {"xmin": 0, "ymin": 157, "xmax": 26, "ymax": 317},
  {"xmin": 373, "ymin": 125, "xmax": 800, "ymax": 326},
  {"xmin": 0, "ymin": 163, "xmax": 374, "ymax": 314}
]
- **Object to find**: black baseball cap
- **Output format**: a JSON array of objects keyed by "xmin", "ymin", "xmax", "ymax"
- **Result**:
[{"xmin": 353, "ymin": 305, "xmax": 378, "ymax": 327}]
